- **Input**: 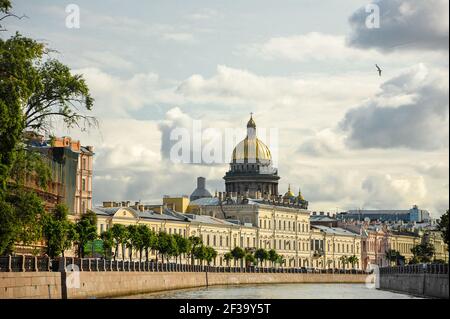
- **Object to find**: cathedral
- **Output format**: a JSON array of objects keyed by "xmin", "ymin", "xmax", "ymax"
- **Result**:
[{"xmin": 222, "ymin": 114, "xmax": 308, "ymax": 209}]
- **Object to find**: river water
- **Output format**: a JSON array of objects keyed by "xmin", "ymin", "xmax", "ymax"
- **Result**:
[{"xmin": 123, "ymin": 284, "xmax": 421, "ymax": 299}]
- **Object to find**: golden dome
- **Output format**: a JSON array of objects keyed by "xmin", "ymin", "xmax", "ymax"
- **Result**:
[
  {"xmin": 232, "ymin": 136, "xmax": 272, "ymax": 162},
  {"xmin": 297, "ymin": 189, "xmax": 305, "ymax": 201},
  {"xmin": 284, "ymin": 184, "xmax": 295, "ymax": 198},
  {"xmin": 232, "ymin": 114, "xmax": 272, "ymax": 163}
]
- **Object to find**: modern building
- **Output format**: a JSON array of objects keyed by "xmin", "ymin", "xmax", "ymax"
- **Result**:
[{"xmin": 337, "ymin": 205, "xmax": 431, "ymax": 223}]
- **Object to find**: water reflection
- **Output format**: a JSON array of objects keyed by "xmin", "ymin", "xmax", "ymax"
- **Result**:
[{"xmin": 121, "ymin": 284, "xmax": 421, "ymax": 299}]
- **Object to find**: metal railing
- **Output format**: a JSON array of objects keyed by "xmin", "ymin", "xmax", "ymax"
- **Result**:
[
  {"xmin": 0, "ymin": 255, "xmax": 369, "ymax": 274},
  {"xmin": 379, "ymin": 264, "xmax": 449, "ymax": 275}
]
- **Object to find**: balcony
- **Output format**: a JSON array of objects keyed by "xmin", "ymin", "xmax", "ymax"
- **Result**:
[{"xmin": 313, "ymin": 250, "xmax": 324, "ymax": 258}]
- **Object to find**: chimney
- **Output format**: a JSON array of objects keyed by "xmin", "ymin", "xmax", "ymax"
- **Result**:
[
  {"xmin": 320, "ymin": 212, "xmax": 324, "ymax": 216},
  {"xmin": 312, "ymin": 212, "xmax": 317, "ymax": 216}
]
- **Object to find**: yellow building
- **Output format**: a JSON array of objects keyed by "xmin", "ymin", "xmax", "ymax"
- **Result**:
[
  {"xmin": 387, "ymin": 231, "xmax": 421, "ymax": 263},
  {"xmin": 163, "ymin": 196, "xmax": 190, "ymax": 213},
  {"xmin": 310, "ymin": 225, "xmax": 362, "ymax": 269}
]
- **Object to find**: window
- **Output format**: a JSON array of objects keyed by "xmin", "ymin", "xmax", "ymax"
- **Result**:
[
  {"xmin": 220, "ymin": 236, "xmax": 223, "ymax": 247},
  {"xmin": 82, "ymin": 158, "xmax": 87, "ymax": 169},
  {"xmin": 268, "ymin": 221, "xmax": 271, "ymax": 229},
  {"xmin": 207, "ymin": 235, "xmax": 210, "ymax": 245},
  {"xmin": 82, "ymin": 178, "xmax": 86, "ymax": 191},
  {"xmin": 100, "ymin": 224, "xmax": 104, "ymax": 233},
  {"xmin": 213, "ymin": 235, "xmax": 217, "ymax": 246},
  {"xmin": 264, "ymin": 220, "xmax": 267, "ymax": 229}
]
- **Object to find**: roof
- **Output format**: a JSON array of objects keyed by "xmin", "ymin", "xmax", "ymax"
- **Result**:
[
  {"xmin": 93, "ymin": 206, "xmax": 185, "ymax": 222},
  {"xmin": 310, "ymin": 215, "xmax": 337, "ymax": 222},
  {"xmin": 345, "ymin": 210, "xmax": 410, "ymax": 215},
  {"xmin": 312, "ymin": 225, "xmax": 360, "ymax": 237},
  {"xmin": 189, "ymin": 197, "xmax": 221, "ymax": 206}
]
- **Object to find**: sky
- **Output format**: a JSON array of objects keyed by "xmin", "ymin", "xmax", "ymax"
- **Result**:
[{"xmin": 7, "ymin": 0, "xmax": 449, "ymax": 217}]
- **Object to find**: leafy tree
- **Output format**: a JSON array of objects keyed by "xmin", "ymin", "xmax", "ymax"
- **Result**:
[
  {"xmin": 204, "ymin": 246, "xmax": 217, "ymax": 266},
  {"xmin": 0, "ymin": 189, "xmax": 45, "ymax": 254},
  {"xmin": 224, "ymin": 252, "xmax": 233, "ymax": 266},
  {"xmin": 339, "ymin": 255, "xmax": 349, "ymax": 269},
  {"xmin": 347, "ymin": 255, "xmax": 359, "ymax": 269},
  {"xmin": 245, "ymin": 252, "xmax": 256, "ymax": 266},
  {"xmin": 139, "ymin": 225, "xmax": 156, "ymax": 262},
  {"xmin": 110, "ymin": 224, "xmax": 127, "ymax": 260},
  {"xmin": 268, "ymin": 249, "xmax": 278, "ymax": 267},
  {"xmin": 100, "ymin": 229, "xmax": 114, "ymax": 259},
  {"xmin": 173, "ymin": 234, "xmax": 191, "ymax": 264},
  {"xmin": 385, "ymin": 249, "xmax": 405, "ymax": 266},
  {"xmin": 192, "ymin": 244, "xmax": 207, "ymax": 266},
  {"xmin": 231, "ymin": 246, "xmax": 246, "ymax": 268},
  {"xmin": 437, "ymin": 210, "xmax": 449, "ymax": 248},
  {"xmin": 157, "ymin": 232, "xmax": 177, "ymax": 264},
  {"xmin": 254, "ymin": 248, "xmax": 269, "ymax": 266},
  {"xmin": 125, "ymin": 225, "xmax": 143, "ymax": 261},
  {"xmin": 42, "ymin": 204, "xmax": 76, "ymax": 258},
  {"xmin": 411, "ymin": 242, "xmax": 435, "ymax": 264},
  {"xmin": 188, "ymin": 235, "xmax": 202, "ymax": 265},
  {"xmin": 74, "ymin": 210, "xmax": 97, "ymax": 258}
]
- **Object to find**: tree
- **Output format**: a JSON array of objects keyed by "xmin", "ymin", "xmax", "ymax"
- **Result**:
[
  {"xmin": 268, "ymin": 249, "xmax": 278, "ymax": 267},
  {"xmin": 100, "ymin": 229, "xmax": 114, "ymax": 259},
  {"xmin": 231, "ymin": 247, "xmax": 246, "ymax": 268},
  {"xmin": 0, "ymin": 188, "xmax": 45, "ymax": 255},
  {"xmin": 139, "ymin": 225, "xmax": 156, "ymax": 262},
  {"xmin": 339, "ymin": 255, "xmax": 349, "ymax": 269},
  {"xmin": 254, "ymin": 248, "xmax": 269, "ymax": 267},
  {"xmin": 411, "ymin": 242, "xmax": 435, "ymax": 264},
  {"xmin": 74, "ymin": 210, "xmax": 97, "ymax": 258},
  {"xmin": 347, "ymin": 255, "xmax": 359, "ymax": 269},
  {"xmin": 192, "ymin": 245, "xmax": 207, "ymax": 266},
  {"xmin": 42, "ymin": 204, "xmax": 75, "ymax": 258},
  {"xmin": 385, "ymin": 249, "xmax": 405, "ymax": 266},
  {"xmin": 188, "ymin": 236, "xmax": 202, "ymax": 265},
  {"xmin": 173, "ymin": 234, "xmax": 191, "ymax": 264},
  {"xmin": 204, "ymin": 246, "xmax": 218, "ymax": 266},
  {"xmin": 110, "ymin": 224, "xmax": 127, "ymax": 260},
  {"xmin": 157, "ymin": 232, "xmax": 177, "ymax": 264},
  {"xmin": 437, "ymin": 210, "xmax": 449, "ymax": 248},
  {"xmin": 245, "ymin": 252, "xmax": 256, "ymax": 267},
  {"xmin": 126, "ymin": 225, "xmax": 144, "ymax": 262},
  {"xmin": 223, "ymin": 252, "xmax": 233, "ymax": 266}
]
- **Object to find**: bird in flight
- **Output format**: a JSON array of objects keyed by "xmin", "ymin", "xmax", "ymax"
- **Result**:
[{"xmin": 375, "ymin": 64, "xmax": 382, "ymax": 76}]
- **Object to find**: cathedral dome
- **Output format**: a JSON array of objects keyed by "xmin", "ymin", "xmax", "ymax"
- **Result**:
[
  {"xmin": 232, "ymin": 137, "xmax": 272, "ymax": 163},
  {"xmin": 231, "ymin": 115, "xmax": 271, "ymax": 163}
]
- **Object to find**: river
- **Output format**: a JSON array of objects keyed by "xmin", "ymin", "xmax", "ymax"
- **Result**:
[{"xmin": 121, "ymin": 283, "xmax": 421, "ymax": 299}]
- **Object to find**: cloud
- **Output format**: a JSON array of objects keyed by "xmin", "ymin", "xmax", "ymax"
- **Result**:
[
  {"xmin": 348, "ymin": 0, "xmax": 449, "ymax": 52},
  {"xmin": 242, "ymin": 32, "xmax": 382, "ymax": 62},
  {"xmin": 298, "ymin": 128, "xmax": 345, "ymax": 156},
  {"xmin": 361, "ymin": 174, "xmax": 427, "ymax": 209},
  {"xmin": 340, "ymin": 64, "xmax": 449, "ymax": 150}
]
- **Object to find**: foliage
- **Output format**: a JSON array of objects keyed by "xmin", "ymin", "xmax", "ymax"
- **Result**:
[
  {"xmin": 110, "ymin": 224, "xmax": 127, "ymax": 260},
  {"xmin": 100, "ymin": 229, "xmax": 114, "ymax": 259},
  {"xmin": 173, "ymin": 234, "xmax": 192, "ymax": 264},
  {"xmin": 223, "ymin": 252, "xmax": 233, "ymax": 266},
  {"xmin": 204, "ymin": 246, "xmax": 217, "ymax": 265},
  {"xmin": 437, "ymin": 210, "xmax": 449, "ymax": 248},
  {"xmin": 385, "ymin": 249, "xmax": 405, "ymax": 266},
  {"xmin": 42, "ymin": 204, "xmax": 76, "ymax": 258},
  {"xmin": 157, "ymin": 231, "xmax": 177, "ymax": 263},
  {"xmin": 347, "ymin": 255, "xmax": 359, "ymax": 268},
  {"xmin": 254, "ymin": 248, "xmax": 269, "ymax": 266},
  {"xmin": 74, "ymin": 210, "xmax": 97, "ymax": 258},
  {"xmin": 339, "ymin": 255, "xmax": 349, "ymax": 267},
  {"xmin": 411, "ymin": 242, "xmax": 435, "ymax": 264},
  {"xmin": 268, "ymin": 249, "xmax": 278, "ymax": 266}
]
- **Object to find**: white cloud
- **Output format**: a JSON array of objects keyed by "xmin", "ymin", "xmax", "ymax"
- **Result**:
[{"xmin": 242, "ymin": 32, "xmax": 382, "ymax": 62}]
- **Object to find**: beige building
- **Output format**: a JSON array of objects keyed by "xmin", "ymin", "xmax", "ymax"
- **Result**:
[{"xmin": 310, "ymin": 225, "xmax": 362, "ymax": 269}]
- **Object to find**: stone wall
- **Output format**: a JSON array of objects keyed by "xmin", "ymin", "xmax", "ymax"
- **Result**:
[
  {"xmin": 0, "ymin": 272, "xmax": 62, "ymax": 299},
  {"xmin": 379, "ymin": 273, "xmax": 449, "ymax": 299},
  {"xmin": 1, "ymin": 272, "xmax": 368, "ymax": 299}
]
